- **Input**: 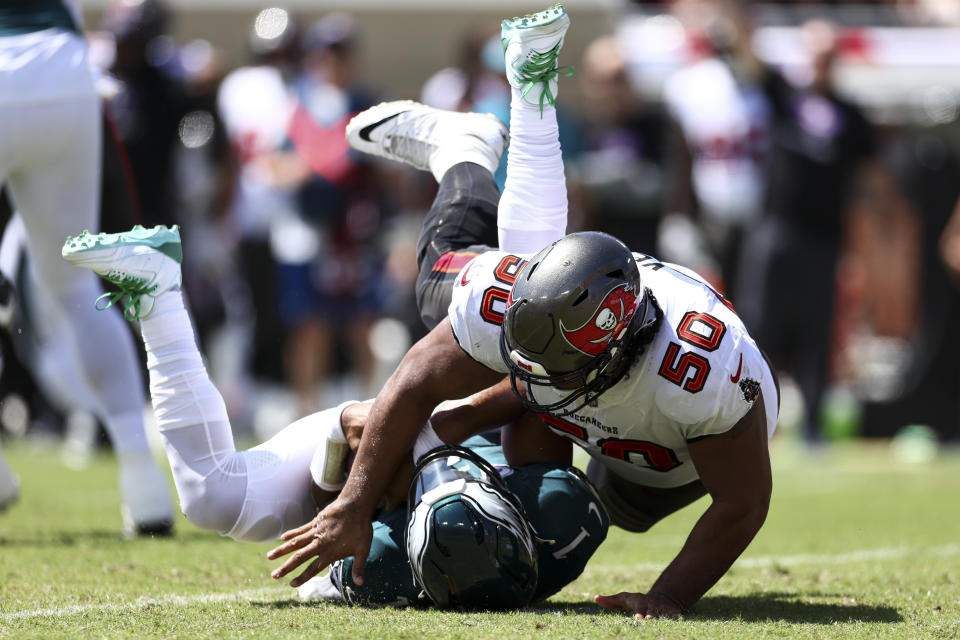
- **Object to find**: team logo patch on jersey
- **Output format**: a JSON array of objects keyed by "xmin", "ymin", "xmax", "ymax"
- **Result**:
[
  {"xmin": 560, "ymin": 284, "xmax": 638, "ymax": 356},
  {"xmin": 739, "ymin": 377, "xmax": 761, "ymax": 403}
]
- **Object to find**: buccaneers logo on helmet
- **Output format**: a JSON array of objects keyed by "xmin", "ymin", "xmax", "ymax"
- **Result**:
[{"xmin": 560, "ymin": 284, "xmax": 638, "ymax": 356}]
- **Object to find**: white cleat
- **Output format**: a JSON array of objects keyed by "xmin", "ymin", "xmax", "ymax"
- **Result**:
[
  {"xmin": 346, "ymin": 100, "xmax": 508, "ymax": 181},
  {"xmin": 0, "ymin": 455, "xmax": 20, "ymax": 513},
  {"xmin": 501, "ymin": 4, "xmax": 572, "ymax": 112},
  {"xmin": 62, "ymin": 225, "xmax": 182, "ymax": 321},
  {"xmin": 297, "ymin": 572, "xmax": 344, "ymax": 602},
  {"xmin": 119, "ymin": 454, "xmax": 175, "ymax": 538}
]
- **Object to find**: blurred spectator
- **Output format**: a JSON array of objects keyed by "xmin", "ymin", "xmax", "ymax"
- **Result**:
[
  {"xmin": 571, "ymin": 34, "xmax": 665, "ymax": 255},
  {"xmin": 421, "ymin": 27, "xmax": 511, "ymax": 189},
  {"xmin": 420, "ymin": 25, "xmax": 508, "ymax": 115},
  {"xmin": 861, "ymin": 117, "xmax": 960, "ymax": 441},
  {"xmin": 278, "ymin": 13, "xmax": 387, "ymax": 415},
  {"xmin": 734, "ymin": 19, "xmax": 886, "ymax": 444},
  {"xmin": 172, "ymin": 39, "xmax": 234, "ymax": 348},
  {"xmin": 216, "ymin": 7, "xmax": 300, "ymax": 385},
  {"xmin": 929, "ymin": 193, "xmax": 960, "ymax": 442},
  {"xmin": 102, "ymin": 0, "xmax": 188, "ymax": 228},
  {"xmin": 661, "ymin": 0, "xmax": 771, "ymax": 296}
]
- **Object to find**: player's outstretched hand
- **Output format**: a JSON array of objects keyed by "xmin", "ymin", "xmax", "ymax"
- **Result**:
[
  {"xmin": 267, "ymin": 498, "xmax": 372, "ymax": 588},
  {"xmin": 594, "ymin": 591, "xmax": 685, "ymax": 619}
]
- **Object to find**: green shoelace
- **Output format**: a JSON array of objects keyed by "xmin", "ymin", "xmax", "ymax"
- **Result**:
[
  {"xmin": 515, "ymin": 43, "xmax": 574, "ymax": 114},
  {"xmin": 94, "ymin": 275, "xmax": 157, "ymax": 321}
]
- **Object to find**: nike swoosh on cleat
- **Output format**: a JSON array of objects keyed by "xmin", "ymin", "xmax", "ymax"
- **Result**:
[
  {"xmin": 730, "ymin": 353, "xmax": 743, "ymax": 383},
  {"xmin": 358, "ymin": 112, "xmax": 404, "ymax": 143}
]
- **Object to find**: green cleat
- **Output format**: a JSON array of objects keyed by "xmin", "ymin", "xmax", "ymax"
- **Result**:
[
  {"xmin": 501, "ymin": 4, "xmax": 573, "ymax": 114},
  {"xmin": 62, "ymin": 224, "xmax": 183, "ymax": 321}
]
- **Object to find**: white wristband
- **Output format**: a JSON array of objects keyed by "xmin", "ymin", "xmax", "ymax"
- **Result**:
[
  {"xmin": 413, "ymin": 420, "xmax": 446, "ymax": 463},
  {"xmin": 309, "ymin": 401, "xmax": 353, "ymax": 492}
]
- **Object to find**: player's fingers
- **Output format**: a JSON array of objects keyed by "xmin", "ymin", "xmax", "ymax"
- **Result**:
[
  {"xmin": 594, "ymin": 593, "xmax": 633, "ymax": 613},
  {"xmin": 267, "ymin": 537, "xmax": 309, "ymax": 560},
  {"xmin": 267, "ymin": 529, "xmax": 316, "ymax": 560},
  {"xmin": 289, "ymin": 557, "xmax": 326, "ymax": 588},
  {"xmin": 270, "ymin": 542, "xmax": 319, "ymax": 579},
  {"xmin": 351, "ymin": 550, "xmax": 366, "ymax": 587},
  {"xmin": 279, "ymin": 522, "xmax": 312, "ymax": 541}
]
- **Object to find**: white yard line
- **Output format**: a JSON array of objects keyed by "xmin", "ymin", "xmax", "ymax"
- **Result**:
[
  {"xmin": 3, "ymin": 544, "xmax": 958, "ymax": 621},
  {"xmin": 0, "ymin": 586, "xmax": 290, "ymax": 622}
]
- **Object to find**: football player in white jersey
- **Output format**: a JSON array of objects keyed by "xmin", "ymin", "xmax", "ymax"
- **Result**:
[
  {"xmin": 62, "ymin": 221, "xmax": 609, "ymax": 609},
  {"xmin": 268, "ymin": 4, "xmax": 780, "ymax": 619},
  {"xmin": 0, "ymin": 0, "xmax": 174, "ymax": 534}
]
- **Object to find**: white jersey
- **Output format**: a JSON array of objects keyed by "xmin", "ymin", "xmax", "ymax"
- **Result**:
[
  {"xmin": 663, "ymin": 58, "xmax": 770, "ymax": 222},
  {"xmin": 217, "ymin": 65, "xmax": 298, "ymax": 238},
  {"xmin": 449, "ymin": 250, "xmax": 778, "ymax": 488}
]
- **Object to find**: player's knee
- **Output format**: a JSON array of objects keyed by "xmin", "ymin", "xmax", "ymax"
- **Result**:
[{"xmin": 179, "ymin": 484, "xmax": 242, "ymax": 535}]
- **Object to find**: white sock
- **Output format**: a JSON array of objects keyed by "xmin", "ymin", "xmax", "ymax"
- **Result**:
[
  {"xmin": 140, "ymin": 290, "xmax": 245, "ymax": 534},
  {"xmin": 497, "ymin": 87, "xmax": 568, "ymax": 254},
  {"xmin": 430, "ymin": 148, "xmax": 499, "ymax": 184}
]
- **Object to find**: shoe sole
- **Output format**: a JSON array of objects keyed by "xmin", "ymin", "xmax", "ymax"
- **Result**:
[
  {"xmin": 62, "ymin": 225, "xmax": 182, "ymax": 265},
  {"xmin": 502, "ymin": 4, "xmax": 568, "ymax": 35},
  {"xmin": 126, "ymin": 519, "xmax": 175, "ymax": 539}
]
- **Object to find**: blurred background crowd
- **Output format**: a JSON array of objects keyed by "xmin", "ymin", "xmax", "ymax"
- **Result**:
[{"xmin": 2, "ymin": 0, "xmax": 959, "ymax": 460}]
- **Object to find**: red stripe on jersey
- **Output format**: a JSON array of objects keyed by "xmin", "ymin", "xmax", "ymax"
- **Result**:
[{"xmin": 431, "ymin": 250, "xmax": 480, "ymax": 274}]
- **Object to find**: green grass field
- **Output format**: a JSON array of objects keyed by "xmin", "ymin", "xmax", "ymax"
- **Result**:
[{"xmin": 1, "ymin": 438, "xmax": 958, "ymax": 639}]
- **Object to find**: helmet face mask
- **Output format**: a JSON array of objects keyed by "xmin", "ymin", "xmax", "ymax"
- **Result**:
[
  {"xmin": 500, "ymin": 232, "xmax": 662, "ymax": 416},
  {"xmin": 405, "ymin": 446, "xmax": 538, "ymax": 610},
  {"xmin": 500, "ymin": 328, "xmax": 625, "ymax": 413}
]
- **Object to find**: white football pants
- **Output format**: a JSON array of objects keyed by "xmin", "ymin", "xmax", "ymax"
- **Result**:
[
  {"xmin": 0, "ymin": 30, "xmax": 172, "ymax": 523},
  {"xmin": 140, "ymin": 290, "xmax": 348, "ymax": 542}
]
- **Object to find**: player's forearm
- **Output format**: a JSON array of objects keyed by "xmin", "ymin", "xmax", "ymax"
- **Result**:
[
  {"xmin": 429, "ymin": 378, "xmax": 520, "ymax": 445},
  {"xmin": 336, "ymin": 318, "xmax": 503, "ymax": 515},
  {"xmin": 337, "ymin": 368, "xmax": 435, "ymax": 516},
  {"xmin": 648, "ymin": 498, "xmax": 768, "ymax": 611}
]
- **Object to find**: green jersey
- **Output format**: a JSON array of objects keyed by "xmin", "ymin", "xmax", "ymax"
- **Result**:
[
  {"xmin": 0, "ymin": 0, "xmax": 77, "ymax": 36},
  {"xmin": 332, "ymin": 434, "xmax": 609, "ymax": 607}
]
